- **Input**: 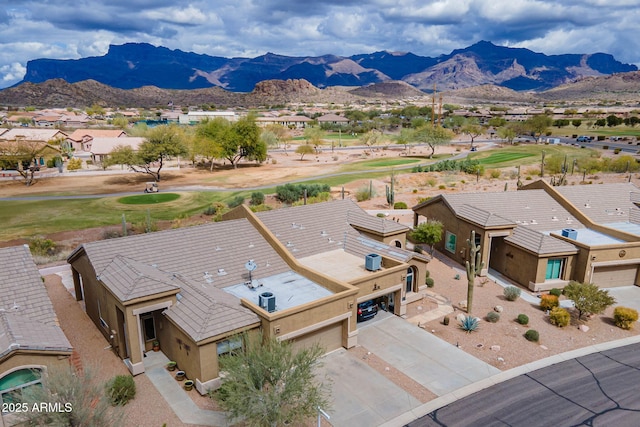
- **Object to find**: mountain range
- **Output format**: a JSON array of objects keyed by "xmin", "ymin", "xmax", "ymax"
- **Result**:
[{"xmin": 19, "ymin": 41, "xmax": 637, "ymax": 93}]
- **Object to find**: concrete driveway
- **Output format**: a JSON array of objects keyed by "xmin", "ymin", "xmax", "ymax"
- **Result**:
[
  {"xmin": 608, "ymin": 286, "xmax": 640, "ymax": 314},
  {"xmin": 321, "ymin": 312, "xmax": 500, "ymax": 427}
]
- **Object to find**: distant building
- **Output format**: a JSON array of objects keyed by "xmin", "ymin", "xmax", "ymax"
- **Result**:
[
  {"xmin": 66, "ymin": 129, "xmax": 127, "ymax": 152},
  {"xmin": 178, "ymin": 111, "xmax": 238, "ymax": 125},
  {"xmin": 414, "ymin": 181, "xmax": 640, "ymax": 291}
]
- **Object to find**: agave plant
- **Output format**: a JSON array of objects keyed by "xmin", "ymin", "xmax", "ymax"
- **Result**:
[{"xmin": 459, "ymin": 316, "xmax": 480, "ymax": 333}]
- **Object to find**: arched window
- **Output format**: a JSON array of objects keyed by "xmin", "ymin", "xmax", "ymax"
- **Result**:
[
  {"xmin": 394, "ymin": 240, "xmax": 402, "ymax": 248},
  {"xmin": 0, "ymin": 368, "xmax": 43, "ymax": 404},
  {"xmin": 405, "ymin": 267, "xmax": 416, "ymax": 293}
]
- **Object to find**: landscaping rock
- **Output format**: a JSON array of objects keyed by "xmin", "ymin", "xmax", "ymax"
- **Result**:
[
  {"xmin": 459, "ymin": 300, "xmax": 467, "ymax": 309},
  {"xmin": 494, "ymin": 305, "xmax": 503, "ymax": 313},
  {"xmin": 456, "ymin": 313, "xmax": 466, "ymax": 323},
  {"xmin": 490, "ymin": 345, "xmax": 501, "ymax": 351},
  {"xmin": 579, "ymin": 325, "xmax": 590, "ymax": 332}
]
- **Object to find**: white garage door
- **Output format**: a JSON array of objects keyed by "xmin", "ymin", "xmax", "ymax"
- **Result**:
[
  {"xmin": 291, "ymin": 322, "xmax": 343, "ymax": 353},
  {"xmin": 592, "ymin": 265, "xmax": 638, "ymax": 288}
]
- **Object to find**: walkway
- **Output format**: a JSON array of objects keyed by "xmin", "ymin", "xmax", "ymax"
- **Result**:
[{"xmin": 142, "ymin": 350, "xmax": 229, "ymax": 427}]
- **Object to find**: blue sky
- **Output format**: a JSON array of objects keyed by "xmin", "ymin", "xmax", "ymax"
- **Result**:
[{"xmin": 1, "ymin": 0, "xmax": 639, "ymax": 88}]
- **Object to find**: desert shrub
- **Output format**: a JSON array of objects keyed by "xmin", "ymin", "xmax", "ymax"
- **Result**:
[
  {"xmin": 203, "ymin": 202, "xmax": 226, "ymax": 216},
  {"xmin": 503, "ymin": 286, "xmax": 521, "ymax": 301},
  {"xmin": 486, "ymin": 311, "xmax": 500, "ymax": 323},
  {"xmin": 516, "ymin": 314, "xmax": 529, "ymax": 325},
  {"xmin": 106, "ymin": 374, "xmax": 136, "ymax": 406},
  {"xmin": 292, "ymin": 192, "xmax": 330, "ymax": 206},
  {"xmin": 393, "ymin": 201, "xmax": 408, "ymax": 209},
  {"xmin": 524, "ymin": 329, "xmax": 539, "ymax": 342},
  {"xmin": 376, "ymin": 213, "xmax": 385, "ymax": 218},
  {"xmin": 549, "ymin": 288, "xmax": 562, "ymax": 297},
  {"xmin": 613, "ymin": 306, "xmax": 639, "ymax": 330},
  {"xmin": 438, "ymin": 184, "xmax": 446, "ymax": 190},
  {"xmin": 227, "ymin": 195, "xmax": 245, "ymax": 208},
  {"xmin": 425, "ymin": 277, "xmax": 435, "ymax": 288},
  {"xmin": 355, "ymin": 185, "xmax": 375, "ymax": 202},
  {"xmin": 549, "ymin": 307, "xmax": 570, "ymax": 327},
  {"xmin": 459, "ymin": 316, "xmax": 479, "ymax": 333},
  {"xmin": 29, "ymin": 236, "xmax": 57, "ymax": 256},
  {"xmin": 67, "ymin": 158, "xmax": 82, "ymax": 170},
  {"xmin": 249, "ymin": 204, "xmax": 272, "ymax": 212},
  {"xmin": 489, "ymin": 169, "xmax": 501, "ymax": 179},
  {"xmin": 540, "ymin": 294, "xmax": 559, "ymax": 311},
  {"xmin": 249, "ymin": 191, "xmax": 265, "ymax": 206}
]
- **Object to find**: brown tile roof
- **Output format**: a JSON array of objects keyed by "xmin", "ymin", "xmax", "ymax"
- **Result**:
[
  {"xmin": 163, "ymin": 275, "xmax": 259, "ymax": 342},
  {"xmin": 0, "ymin": 128, "xmax": 67, "ymax": 141},
  {"xmin": 0, "ymin": 246, "xmax": 72, "ymax": 357},
  {"xmin": 505, "ymin": 227, "xmax": 578, "ymax": 255},
  {"xmin": 97, "ymin": 256, "xmax": 181, "ymax": 301},
  {"xmin": 255, "ymin": 199, "xmax": 412, "ymax": 261},
  {"xmin": 74, "ymin": 219, "xmax": 284, "ymax": 340},
  {"xmin": 67, "ymin": 129, "xmax": 127, "ymax": 142},
  {"xmin": 427, "ymin": 190, "xmax": 583, "ymax": 232},
  {"xmin": 456, "ymin": 204, "xmax": 516, "ymax": 228},
  {"xmin": 554, "ymin": 183, "xmax": 640, "ymax": 225}
]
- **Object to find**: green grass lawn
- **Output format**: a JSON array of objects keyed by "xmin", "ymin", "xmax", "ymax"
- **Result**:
[
  {"xmin": 470, "ymin": 144, "xmax": 599, "ymax": 168},
  {"xmin": 118, "ymin": 193, "xmax": 181, "ymax": 204},
  {"xmin": 0, "ymin": 192, "xmax": 227, "ymax": 242}
]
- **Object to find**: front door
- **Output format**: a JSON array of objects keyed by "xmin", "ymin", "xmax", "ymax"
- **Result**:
[{"xmin": 141, "ymin": 314, "xmax": 156, "ymax": 352}]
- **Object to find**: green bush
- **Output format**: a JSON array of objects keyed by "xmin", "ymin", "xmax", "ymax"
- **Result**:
[
  {"xmin": 549, "ymin": 307, "xmax": 570, "ymax": 327},
  {"xmin": 613, "ymin": 306, "xmax": 639, "ymax": 330},
  {"xmin": 459, "ymin": 316, "xmax": 479, "ymax": 333},
  {"xmin": 29, "ymin": 236, "xmax": 57, "ymax": 256},
  {"xmin": 67, "ymin": 158, "xmax": 82, "ymax": 170},
  {"xmin": 227, "ymin": 195, "xmax": 245, "ymax": 208},
  {"xmin": 275, "ymin": 183, "xmax": 331, "ymax": 204},
  {"xmin": 524, "ymin": 329, "xmax": 539, "ymax": 342},
  {"xmin": 549, "ymin": 288, "xmax": 562, "ymax": 297},
  {"xmin": 486, "ymin": 311, "xmax": 500, "ymax": 323},
  {"xmin": 249, "ymin": 191, "xmax": 265, "ymax": 206},
  {"xmin": 516, "ymin": 314, "xmax": 529, "ymax": 325},
  {"xmin": 106, "ymin": 374, "xmax": 136, "ymax": 406},
  {"xmin": 425, "ymin": 277, "xmax": 435, "ymax": 288},
  {"xmin": 393, "ymin": 201, "xmax": 408, "ymax": 209},
  {"xmin": 203, "ymin": 202, "xmax": 226, "ymax": 216},
  {"xmin": 540, "ymin": 294, "xmax": 559, "ymax": 311},
  {"xmin": 503, "ymin": 286, "xmax": 521, "ymax": 301}
]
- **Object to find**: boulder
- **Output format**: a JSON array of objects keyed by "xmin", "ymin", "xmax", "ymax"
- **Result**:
[
  {"xmin": 490, "ymin": 345, "xmax": 501, "ymax": 351},
  {"xmin": 579, "ymin": 324, "xmax": 590, "ymax": 332},
  {"xmin": 494, "ymin": 305, "xmax": 503, "ymax": 313}
]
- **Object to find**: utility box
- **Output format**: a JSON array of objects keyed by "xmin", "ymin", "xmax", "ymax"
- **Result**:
[
  {"xmin": 365, "ymin": 253, "xmax": 382, "ymax": 271},
  {"xmin": 259, "ymin": 292, "xmax": 276, "ymax": 313},
  {"xmin": 561, "ymin": 228, "xmax": 578, "ymax": 240}
]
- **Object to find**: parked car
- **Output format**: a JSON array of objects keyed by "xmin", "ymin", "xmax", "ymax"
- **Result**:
[
  {"xmin": 576, "ymin": 136, "xmax": 591, "ymax": 142},
  {"xmin": 357, "ymin": 300, "xmax": 378, "ymax": 322}
]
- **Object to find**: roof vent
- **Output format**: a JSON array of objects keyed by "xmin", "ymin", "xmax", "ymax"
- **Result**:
[
  {"xmin": 286, "ymin": 241, "xmax": 294, "ymax": 247},
  {"xmin": 203, "ymin": 272, "xmax": 214, "ymax": 283},
  {"xmin": 551, "ymin": 216, "xmax": 558, "ymax": 221},
  {"xmin": 561, "ymin": 228, "xmax": 578, "ymax": 240},
  {"xmin": 365, "ymin": 253, "xmax": 382, "ymax": 271},
  {"xmin": 217, "ymin": 268, "xmax": 227, "ymax": 276},
  {"xmin": 530, "ymin": 219, "xmax": 538, "ymax": 225},
  {"xmin": 320, "ymin": 231, "xmax": 328, "ymax": 237}
]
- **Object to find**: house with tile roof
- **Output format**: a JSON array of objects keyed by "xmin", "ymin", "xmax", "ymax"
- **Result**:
[
  {"xmin": 90, "ymin": 137, "xmax": 144, "ymax": 164},
  {"xmin": 67, "ymin": 199, "xmax": 428, "ymax": 394},
  {"xmin": 66, "ymin": 129, "xmax": 128, "ymax": 152},
  {"xmin": 0, "ymin": 128, "xmax": 67, "ymax": 143},
  {"xmin": 413, "ymin": 180, "xmax": 640, "ymax": 291},
  {"xmin": 0, "ymin": 246, "xmax": 73, "ymax": 421}
]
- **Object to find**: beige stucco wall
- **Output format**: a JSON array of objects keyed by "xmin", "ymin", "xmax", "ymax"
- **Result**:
[{"xmin": 0, "ymin": 352, "xmax": 70, "ymax": 379}]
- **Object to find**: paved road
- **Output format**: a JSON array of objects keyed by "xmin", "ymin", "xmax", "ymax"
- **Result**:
[{"xmin": 406, "ymin": 342, "xmax": 640, "ymax": 427}]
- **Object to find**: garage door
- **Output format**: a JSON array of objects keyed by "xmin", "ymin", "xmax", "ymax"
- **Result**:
[
  {"xmin": 593, "ymin": 265, "xmax": 638, "ymax": 288},
  {"xmin": 291, "ymin": 322, "xmax": 343, "ymax": 353}
]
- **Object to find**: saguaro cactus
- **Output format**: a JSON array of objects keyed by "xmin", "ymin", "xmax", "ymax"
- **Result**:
[
  {"xmin": 386, "ymin": 170, "xmax": 395, "ymax": 207},
  {"xmin": 465, "ymin": 230, "xmax": 485, "ymax": 314}
]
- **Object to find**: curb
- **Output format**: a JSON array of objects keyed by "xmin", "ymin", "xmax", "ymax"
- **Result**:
[{"xmin": 380, "ymin": 333, "xmax": 640, "ymax": 427}]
